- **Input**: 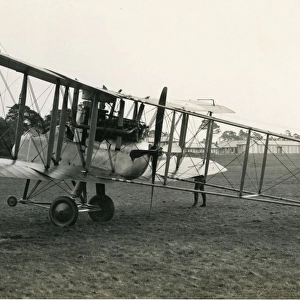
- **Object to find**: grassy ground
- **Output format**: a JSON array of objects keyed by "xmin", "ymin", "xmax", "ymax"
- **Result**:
[{"xmin": 0, "ymin": 154, "xmax": 300, "ymax": 298}]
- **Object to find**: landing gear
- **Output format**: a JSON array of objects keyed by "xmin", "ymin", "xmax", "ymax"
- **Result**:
[
  {"xmin": 8, "ymin": 180, "xmax": 115, "ymax": 227},
  {"xmin": 88, "ymin": 195, "xmax": 115, "ymax": 222},
  {"xmin": 49, "ymin": 196, "xmax": 78, "ymax": 227}
]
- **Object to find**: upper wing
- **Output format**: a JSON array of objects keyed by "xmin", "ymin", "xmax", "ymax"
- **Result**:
[
  {"xmin": 168, "ymin": 99, "xmax": 234, "ymax": 114},
  {"xmin": 0, "ymin": 52, "xmax": 234, "ymax": 114},
  {"xmin": 0, "ymin": 53, "xmax": 64, "ymax": 85},
  {"xmin": 0, "ymin": 52, "xmax": 160, "ymax": 105}
]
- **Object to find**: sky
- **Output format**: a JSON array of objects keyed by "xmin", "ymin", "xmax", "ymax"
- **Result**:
[{"xmin": 1, "ymin": 0, "xmax": 300, "ymax": 134}]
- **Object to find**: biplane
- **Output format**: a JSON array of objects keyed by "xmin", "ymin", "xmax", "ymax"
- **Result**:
[{"xmin": 1, "ymin": 52, "xmax": 300, "ymax": 227}]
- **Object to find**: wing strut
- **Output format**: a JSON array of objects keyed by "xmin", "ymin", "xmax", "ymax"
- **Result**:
[
  {"xmin": 239, "ymin": 129, "xmax": 251, "ymax": 196},
  {"xmin": 85, "ymin": 94, "xmax": 99, "ymax": 171},
  {"xmin": 258, "ymin": 134, "xmax": 269, "ymax": 194},
  {"xmin": 46, "ymin": 81, "xmax": 60, "ymax": 169},
  {"xmin": 175, "ymin": 112, "xmax": 189, "ymax": 171},
  {"xmin": 163, "ymin": 110, "xmax": 177, "ymax": 185},
  {"xmin": 115, "ymin": 99, "xmax": 125, "ymax": 151},
  {"xmin": 12, "ymin": 73, "xmax": 28, "ymax": 159},
  {"xmin": 132, "ymin": 102, "xmax": 138, "ymax": 120},
  {"xmin": 136, "ymin": 103, "xmax": 145, "ymax": 122},
  {"xmin": 71, "ymin": 88, "xmax": 86, "ymax": 166},
  {"xmin": 203, "ymin": 113, "xmax": 214, "ymax": 178},
  {"xmin": 55, "ymin": 86, "xmax": 69, "ymax": 164}
]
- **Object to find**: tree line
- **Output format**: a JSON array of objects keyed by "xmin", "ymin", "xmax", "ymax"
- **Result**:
[
  {"xmin": 200, "ymin": 120, "xmax": 300, "ymax": 143},
  {"xmin": 219, "ymin": 129, "xmax": 300, "ymax": 142},
  {"xmin": 0, "ymin": 104, "xmax": 71, "ymax": 157}
]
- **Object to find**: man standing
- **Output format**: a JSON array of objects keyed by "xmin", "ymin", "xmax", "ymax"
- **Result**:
[{"xmin": 192, "ymin": 175, "xmax": 206, "ymax": 207}]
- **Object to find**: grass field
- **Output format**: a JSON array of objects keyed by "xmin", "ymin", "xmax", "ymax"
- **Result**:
[{"xmin": 0, "ymin": 154, "xmax": 300, "ymax": 298}]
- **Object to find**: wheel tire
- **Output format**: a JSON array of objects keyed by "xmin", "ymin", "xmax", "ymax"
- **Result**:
[
  {"xmin": 49, "ymin": 196, "xmax": 78, "ymax": 227},
  {"xmin": 88, "ymin": 195, "xmax": 115, "ymax": 222},
  {"xmin": 7, "ymin": 196, "xmax": 18, "ymax": 207}
]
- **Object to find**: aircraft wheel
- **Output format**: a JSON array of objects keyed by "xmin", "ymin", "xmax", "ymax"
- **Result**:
[
  {"xmin": 7, "ymin": 196, "xmax": 18, "ymax": 207},
  {"xmin": 88, "ymin": 195, "xmax": 115, "ymax": 222},
  {"xmin": 49, "ymin": 196, "xmax": 78, "ymax": 227}
]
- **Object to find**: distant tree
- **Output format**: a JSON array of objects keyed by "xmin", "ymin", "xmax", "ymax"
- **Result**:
[
  {"xmin": 0, "ymin": 117, "xmax": 13, "ymax": 157},
  {"xmin": 220, "ymin": 130, "xmax": 238, "ymax": 141},
  {"xmin": 238, "ymin": 129, "xmax": 248, "ymax": 140},
  {"xmin": 277, "ymin": 130, "xmax": 298, "ymax": 141},
  {"xmin": 220, "ymin": 129, "xmax": 264, "ymax": 142},
  {"xmin": 293, "ymin": 133, "xmax": 300, "ymax": 139},
  {"xmin": 284, "ymin": 130, "xmax": 292, "ymax": 137},
  {"xmin": 200, "ymin": 119, "xmax": 220, "ymax": 134},
  {"xmin": 251, "ymin": 132, "xmax": 263, "ymax": 140},
  {"xmin": 44, "ymin": 108, "xmax": 72, "ymax": 131},
  {"xmin": 0, "ymin": 117, "xmax": 6, "ymax": 128},
  {"xmin": 5, "ymin": 104, "xmax": 46, "ymax": 133}
]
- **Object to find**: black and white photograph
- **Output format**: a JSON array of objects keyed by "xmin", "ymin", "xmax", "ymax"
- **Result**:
[{"xmin": 0, "ymin": 0, "xmax": 300, "ymax": 298}]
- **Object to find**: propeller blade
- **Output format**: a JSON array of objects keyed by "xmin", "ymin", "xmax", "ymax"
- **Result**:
[
  {"xmin": 128, "ymin": 87, "xmax": 167, "ymax": 195},
  {"xmin": 129, "ymin": 87, "xmax": 167, "ymax": 162},
  {"xmin": 151, "ymin": 87, "xmax": 167, "ymax": 184},
  {"xmin": 130, "ymin": 149, "xmax": 158, "ymax": 161},
  {"xmin": 154, "ymin": 87, "xmax": 167, "ymax": 148},
  {"xmin": 151, "ymin": 152, "xmax": 159, "ymax": 184}
]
